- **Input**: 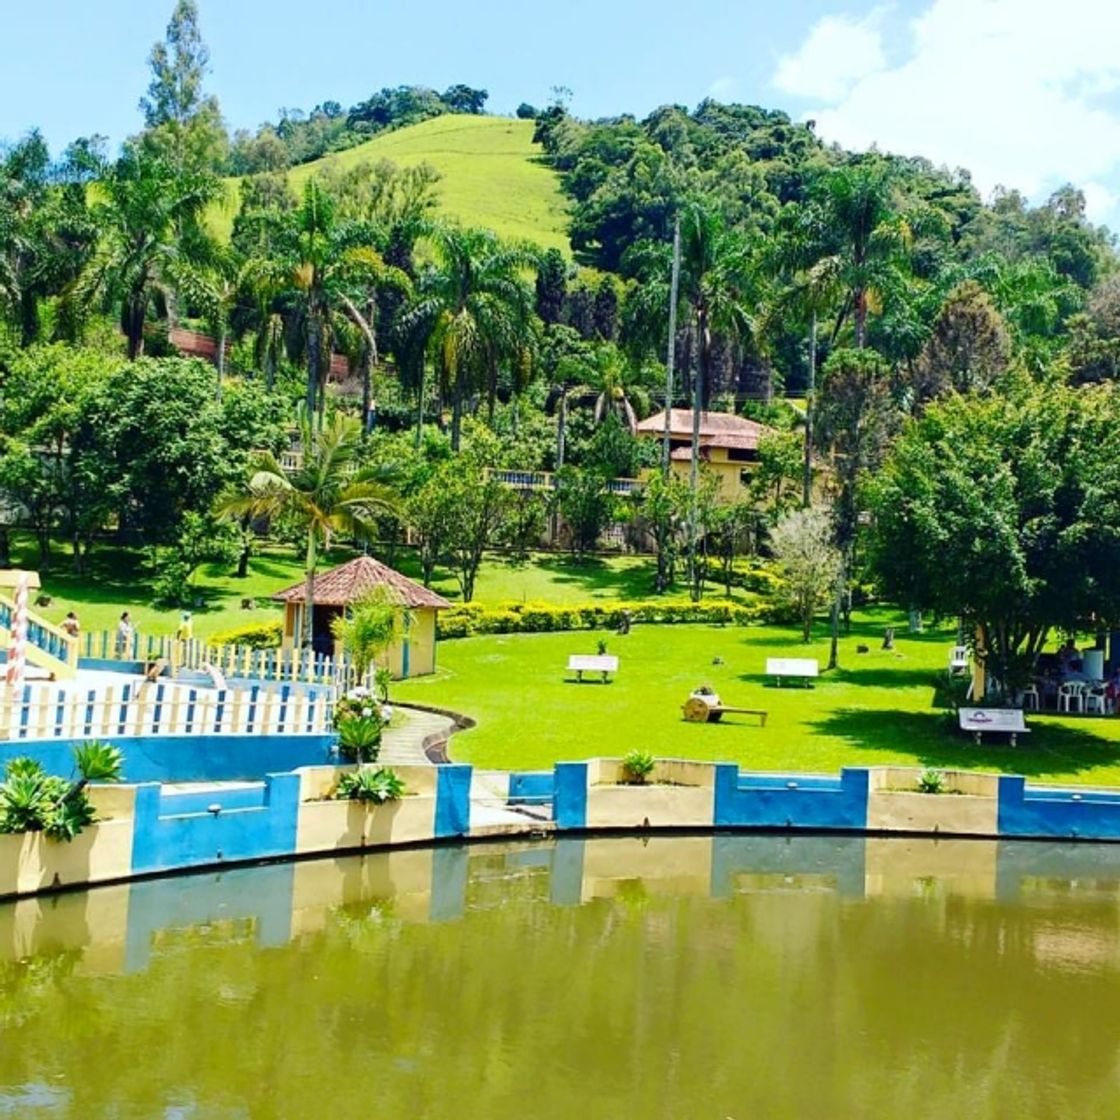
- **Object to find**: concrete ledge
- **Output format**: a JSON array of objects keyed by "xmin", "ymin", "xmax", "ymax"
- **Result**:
[{"xmin": 867, "ymin": 767, "xmax": 999, "ymax": 837}]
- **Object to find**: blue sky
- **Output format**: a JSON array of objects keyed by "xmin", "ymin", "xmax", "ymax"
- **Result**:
[{"xmin": 3, "ymin": 0, "xmax": 1120, "ymax": 230}]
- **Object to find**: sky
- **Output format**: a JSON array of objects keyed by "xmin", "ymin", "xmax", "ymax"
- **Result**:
[{"xmin": 2, "ymin": 0, "xmax": 1119, "ymax": 230}]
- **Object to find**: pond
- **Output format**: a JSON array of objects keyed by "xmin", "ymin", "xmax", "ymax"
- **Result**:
[{"xmin": 1, "ymin": 834, "xmax": 1119, "ymax": 1118}]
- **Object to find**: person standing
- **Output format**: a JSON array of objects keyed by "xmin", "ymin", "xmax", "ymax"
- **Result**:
[
  {"xmin": 61, "ymin": 611, "xmax": 80, "ymax": 640},
  {"xmin": 115, "ymin": 611, "xmax": 133, "ymax": 657}
]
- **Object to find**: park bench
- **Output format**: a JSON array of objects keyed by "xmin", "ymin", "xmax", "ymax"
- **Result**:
[
  {"xmin": 766, "ymin": 658, "xmax": 819, "ymax": 688},
  {"xmin": 959, "ymin": 707, "xmax": 1030, "ymax": 747},
  {"xmin": 567, "ymin": 654, "xmax": 619, "ymax": 683},
  {"xmin": 681, "ymin": 693, "xmax": 767, "ymax": 726}
]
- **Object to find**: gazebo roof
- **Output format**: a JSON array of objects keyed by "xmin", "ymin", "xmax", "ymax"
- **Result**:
[{"xmin": 271, "ymin": 556, "xmax": 453, "ymax": 610}]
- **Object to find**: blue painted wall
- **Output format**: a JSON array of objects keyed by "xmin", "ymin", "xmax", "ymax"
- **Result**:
[
  {"xmin": 714, "ymin": 766, "xmax": 870, "ymax": 831},
  {"xmin": 553, "ymin": 762, "xmax": 589, "ymax": 829},
  {"xmin": 434, "ymin": 765, "xmax": 472, "ymax": 838},
  {"xmin": 508, "ymin": 771, "xmax": 554, "ymax": 806},
  {"xmin": 0, "ymin": 733, "xmax": 336, "ymax": 784},
  {"xmin": 998, "ymin": 775, "xmax": 1120, "ymax": 840},
  {"xmin": 131, "ymin": 772, "xmax": 301, "ymax": 875}
]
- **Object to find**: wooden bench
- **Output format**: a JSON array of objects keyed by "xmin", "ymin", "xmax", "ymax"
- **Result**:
[
  {"xmin": 567, "ymin": 654, "xmax": 619, "ymax": 683},
  {"xmin": 959, "ymin": 707, "xmax": 1029, "ymax": 747},
  {"xmin": 681, "ymin": 694, "xmax": 767, "ymax": 726},
  {"xmin": 766, "ymin": 658, "xmax": 819, "ymax": 688}
]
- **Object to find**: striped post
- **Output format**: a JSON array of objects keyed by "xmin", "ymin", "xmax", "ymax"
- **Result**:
[{"xmin": 5, "ymin": 574, "xmax": 29, "ymax": 687}]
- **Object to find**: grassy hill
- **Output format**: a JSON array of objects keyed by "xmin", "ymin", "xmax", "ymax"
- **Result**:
[{"xmin": 209, "ymin": 115, "xmax": 570, "ymax": 251}]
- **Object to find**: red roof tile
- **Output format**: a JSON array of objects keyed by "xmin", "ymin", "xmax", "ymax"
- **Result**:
[
  {"xmin": 636, "ymin": 409, "xmax": 768, "ymax": 450},
  {"xmin": 271, "ymin": 556, "xmax": 452, "ymax": 610}
]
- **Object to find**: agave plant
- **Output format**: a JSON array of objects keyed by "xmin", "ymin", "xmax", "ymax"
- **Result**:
[
  {"xmin": 336, "ymin": 715, "xmax": 382, "ymax": 764},
  {"xmin": 0, "ymin": 744, "xmax": 124, "ymax": 843},
  {"xmin": 334, "ymin": 767, "xmax": 405, "ymax": 804}
]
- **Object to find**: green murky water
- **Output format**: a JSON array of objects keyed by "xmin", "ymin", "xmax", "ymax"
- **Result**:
[{"xmin": 1, "ymin": 834, "xmax": 1119, "ymax": 1118}]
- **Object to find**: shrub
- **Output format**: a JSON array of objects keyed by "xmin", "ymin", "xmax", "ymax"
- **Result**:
[
  {"xmin": 917, "ymin": 769, "xmax": 946, "ymax": 794},
  {"xmin": 334, "ymin": 767, "xmax": 406, "ymax": 804},
  {"xmin": 621, "ymin": 749, "xmax": 656, "ymax": 785},
  {"xmin": 0, "ymin": 743, "xmax": 124, "ymax": 843},
  {"xmin": 210, "ymin": 620, "xmax": 284, "ymax": 649},
  {"xmin": 437, "ymin": 597, "xmax": 763, "ymax": 639},
  {"xmin": 336, "ymin": 714, "xmax": 382, "ymax": 763}
]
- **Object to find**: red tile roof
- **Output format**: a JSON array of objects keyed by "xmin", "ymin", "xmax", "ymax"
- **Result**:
[
  {"xmin": 636, "ymin": 409, "xmax": 768, "ymax": 451},
  {"xmin": 271, "ymin": 556, "xmax": 453, "ymax": 610}
]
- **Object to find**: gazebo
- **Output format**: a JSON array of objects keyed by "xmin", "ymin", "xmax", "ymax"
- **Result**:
[{"xmin": 271, "ymin": 556, "xmax": 452, "ymax": 678}]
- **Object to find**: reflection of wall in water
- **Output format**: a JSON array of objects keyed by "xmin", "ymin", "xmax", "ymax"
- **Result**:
[{"xmin": 3, "ymin": 837, "xmax": 1120, "ymax": 979}]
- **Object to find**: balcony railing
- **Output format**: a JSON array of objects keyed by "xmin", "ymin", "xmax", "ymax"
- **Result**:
[{"xmin": 485, "ymin": 469, "xmax": 644, "ymax": 496}]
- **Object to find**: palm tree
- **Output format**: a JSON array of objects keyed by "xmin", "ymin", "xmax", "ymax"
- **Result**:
[
  {"xmin": 590, "ymin": 344, "xmax": 649, "ymax": 433},
  {"xmin": 396, "ymin": 225, "xmax": 535, "ymax": 451},
  {"xmin": 802, "ymin": 159, "xmax": 912, "ymax": 350},
  {"xmin": 220, "ymin": 409, "xmax": 398, "ymax": 648},
  {"xmin": 280, "ymin": 179, "xmax": 410, "ymax": 425},
  {"xmin": 74, "ymin": 146, "xmax": 218, "ymax": 358}
]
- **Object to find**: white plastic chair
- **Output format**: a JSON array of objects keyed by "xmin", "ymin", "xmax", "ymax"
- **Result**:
[
  {"xmin": 1021, "ymin": 685, "xmax": 1040, "ymax": 711},
  {"xmin": 949, "ymin": 645, "xmax": 969, "ymax": 674},
  {"xmin": 1084, "ymin": 685, "xmax": 1107, "ymax": 715},
  {"xmin": 1058, "ymin": 682, "xmax": 1085, "ymax": 713}
]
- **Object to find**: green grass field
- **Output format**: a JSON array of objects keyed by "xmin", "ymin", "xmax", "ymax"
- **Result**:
[
  {"xmin": 394, "ymin": 611, "xmax": 1120, "ymax": 785},
  {"xmin": 19, "ymin": 541, "xmax": 670, "ymax": 640},
  {"xmin": 209, "ymin": 116, "xmax": 570, "ymax": 251}
]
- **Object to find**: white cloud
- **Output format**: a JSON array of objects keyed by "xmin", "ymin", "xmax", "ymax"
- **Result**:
[
  {"xmin": 1081, "ymin": 182, "xmax": 1117, "ymax": 225},
  {"xmin": 774, "ymin": 9, "xmax": 888, "ymax": 101},
  {"xmin": 777, "ymin": 0, "xmax": 1120, "ymax": 225}
]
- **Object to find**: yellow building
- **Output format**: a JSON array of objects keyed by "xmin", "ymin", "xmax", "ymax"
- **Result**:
[
  {"xmin": 272, "ymin": 556, "xmax": 451, "ymax": 679},
  {"xmin": 635, "ymin": 409, "xmax": 772, "ymax": 500}
]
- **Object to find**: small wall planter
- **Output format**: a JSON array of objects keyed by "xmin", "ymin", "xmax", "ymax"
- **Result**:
[
  {"xmin": 866, "ymin": 767, "xmax": 999, "ymax": 837},
  {"xmin": 585, "ymin": 759, "xmax": 717, "ymax": 829},
  {"xmin": 294, "ymin": 765, "xmax": 439, "ymax": 854},
  {"xmin": 0, "ymin": 787, "xmax": 137, "ymax": 899}
]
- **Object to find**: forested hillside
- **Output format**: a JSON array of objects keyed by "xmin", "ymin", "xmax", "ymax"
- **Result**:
[{"xmin": 2, "ymin": 0, "xmax": 1119, "ymax": 666}]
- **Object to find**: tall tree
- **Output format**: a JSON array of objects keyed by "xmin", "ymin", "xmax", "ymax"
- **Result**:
[
  {"xmin": 74, "ymin": 147, "xmax": 219, "ymax": 358},
  {"xmin": 804, "ymin": 160, "xmax": 912, "ymax": 349},
  {"xmin": 278, "ymin": 179, "xmax": 407, "ymax": 422},
  {"xmin": 221, "ymin": 410, "xmax": 398, "ymax": 647},
  {"xmin": 868, "ymin": 382, "xmax": 1120, "ymax": 700},
  {"xmin": 396, "ymin": 225, "xmax": 535, "ymax": 451},
  {"xmin": 139, "ymin": 0, "xmax": 227, "ymax": 174},
  {"xmin": 911, "ymin": 280, "xmax": 1010, "ymax": 406}
]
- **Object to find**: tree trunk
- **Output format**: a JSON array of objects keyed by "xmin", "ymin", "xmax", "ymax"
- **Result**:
[
  {"xmin": 687, "ymin": 314, "xmax": 705, "ymax": 602},
  {"xmin": 556, "ymin": 391, "xmax": 567, "ymax": 469},
  {"xmin": 854, "ymin": 289, "xmax": 867, "ymax": 350},
  {"xmin": 216, "ymin": 320, "xmax": 226, "ymax": 399},
  {"xmin": 450, "ymin": 375, "xmax": 464, "ymax": 452},
  {"xmin": 126, "ymin": 296, "xmax": 145, "ymax": 360},
  {"xmin": 414, "ymin": 361, "xmax": 426, "ymax": 452},
  {"xmin": 306, "ymin": 309, "xmax": 321, "ymax": 420},
  {"xmin": 302, "ymin": 530, "xmax": 317, "ymax": 649},
  {"xmin": 803, "ymin": 313, "xmax": 816, "ymax": 507}
]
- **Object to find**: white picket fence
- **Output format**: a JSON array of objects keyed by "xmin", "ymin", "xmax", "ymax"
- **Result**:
[
  {"xmin": 81, "ymin": 632, "xmax": 347, "ymax": 687},
  {"xmin": 0, "ymin": 680, "xmax": 334, "ymax": 742}
]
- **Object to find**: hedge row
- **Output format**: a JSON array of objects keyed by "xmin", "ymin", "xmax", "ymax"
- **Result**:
[
  {"xmin": 437, "ymin": 598, "xmax": 763, "ymax": 639},
  {"xmin": 210, "ymin": 619, "xmax": 284, "ymax": 648}
]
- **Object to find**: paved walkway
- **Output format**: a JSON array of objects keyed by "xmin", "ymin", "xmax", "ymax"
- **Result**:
[{"xmin": 379, "ymin": 706, "xmax": 458, "ymax": 766}]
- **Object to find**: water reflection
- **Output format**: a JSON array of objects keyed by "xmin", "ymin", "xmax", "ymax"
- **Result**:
[{"xmin": 0, "ymin": 835, "xmax": 1119, "ymax": 1118}]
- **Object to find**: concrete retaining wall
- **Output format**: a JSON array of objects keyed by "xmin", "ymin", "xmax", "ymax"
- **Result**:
[{"xmin": 15, "ymin": 755, "xmax": 1120, "ymax": 901}]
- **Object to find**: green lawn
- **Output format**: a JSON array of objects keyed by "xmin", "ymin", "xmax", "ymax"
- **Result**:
[
  {"xmin": 394, "ymin": 610, "xmax": 1120, "ymax": 785},
  {"xmin": 17, "ymin": 540, "xmax": 667, "ymax": 640},
  {"xmin": 209, "ymin": 116, "xmax": 571, "ymax": 251}
]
